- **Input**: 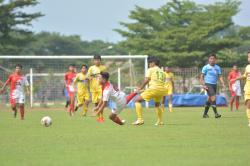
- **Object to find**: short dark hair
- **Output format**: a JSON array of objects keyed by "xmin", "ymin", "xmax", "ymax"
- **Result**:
[
  {"xmin": 94, "ymin": 55, "xmax": 101, "ymax": 60},
  {"xmin": 148, "ymin": 55, "xmax": 160, "ymax": 66},
  {"xmin": 100, "ymin": 72, "xmax": 109, "ymax": 81},
  {"xmin": 81, "ymin": 64, "xmax": 88, "ymax": 69},
  {"xmin": 208, "ymin": 54, "xmax": 216, "ymax": 58},
  {"xmin": 15, "ymin": 64, "xmax": 22, "ymax": 69},
  {"xmin": 69, "ymin": 64, "xmax": 76, "ymax": 67},
  {"xmin": 233, "ymin": 64, "xmax": 237, "ymax": 67}
]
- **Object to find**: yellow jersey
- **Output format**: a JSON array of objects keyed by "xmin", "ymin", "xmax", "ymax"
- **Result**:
[
  {"xmin": 243, "ymin": 64, "xmax": 250, "ymax": 94},
  {"xmin": 74, "ymin": 73, "xmax": 89, "ymax": 94},
  {"xmin": 146, "ymin": 66, "xmax": 166, "ymax": 90},
  {"xmin": 87, "ymin": 65, "xmax": 106, "ymax": 92},
  {"xmin": 165, "ymin": 72, "xmax": 174, "ymax": 87}
]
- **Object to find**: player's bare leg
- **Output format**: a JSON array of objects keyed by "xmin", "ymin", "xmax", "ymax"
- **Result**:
[
  {"xmin": 11, "ymin": 104, "xmax": 17, "ymax": 118},
  {"xmin": 132, "ymin": 95, "xmax": 144, "ymax": 125},
  {"xmin": 19, "ymin": 104, "xmax": 25, "ymax": 120},
  {"xmin": 230, "ymin": 96, "xmax": 235, "ymax": 112},
  {"xmin": 109, "ymin": 113, "xmax": 125, "ymax": 125}
]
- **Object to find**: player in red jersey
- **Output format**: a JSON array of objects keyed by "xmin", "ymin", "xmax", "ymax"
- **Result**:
[
  {"xmin": 64, "ymin": 64, "xmax": 77, "ymax": 116},
  {"xmin": 93, "ymin": 72, "xmax": 137, "ymax": 125},
  {"xmin": 0, "ymin": 64, "xmax": 29, "ymax": 120},
  {"xmin": 228, "ymin": 64, "xmax": 242, "ymax": 111}
]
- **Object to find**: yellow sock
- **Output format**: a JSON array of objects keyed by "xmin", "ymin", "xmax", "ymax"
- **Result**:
[
  {"xmin": 247, "ymin": 109, "xmax": 250, "ymax": 123},
  {"xmin": 135, "ymin": 102, "xmax": 143, "ymax": 121},
  {"xmin": 82, "ymin": 106, "xmax": 88, "ymax": 116},
  {"xmin": 155, "ymin": 107, "xmax": 163, "ymax": 122},
  {"xmin": 169, "ymin": 104, "xmax": 173, "ymax": 112},
  {"xmin": 100, "ymin": 112, "xmax": 104, "ymax": 119},
  {"xmin": 161, "ymin": 104, "xmax": 165, "ymax": 112}
]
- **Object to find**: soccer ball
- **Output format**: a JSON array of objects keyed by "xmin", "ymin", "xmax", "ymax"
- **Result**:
[{"xmin": 41, "ymin": 116, "xmax": 52, "ymax": 127}]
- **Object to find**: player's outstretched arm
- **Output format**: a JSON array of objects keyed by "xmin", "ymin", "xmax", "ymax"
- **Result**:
[
  {"xmin": 138, "ymin": 77, "xmax": 150, "ymax": 90},
  {"xmin": 96, "ymin": 101, "xmax": 107, "ymax": 115}
]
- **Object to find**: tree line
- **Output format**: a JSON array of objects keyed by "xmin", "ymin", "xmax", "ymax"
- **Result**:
[{"xmin": 0, "ymin": 0, "xmax": 249, "ymax": 67}]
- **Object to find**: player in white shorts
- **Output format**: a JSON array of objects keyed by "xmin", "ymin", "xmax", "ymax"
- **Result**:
[
  {"xmin": 0, "ymin": 64, "xmax": 29, "ymax": 119},
  {"xmin": 93, "ymin": 72, "xmax": 137, "ymax": 125}
]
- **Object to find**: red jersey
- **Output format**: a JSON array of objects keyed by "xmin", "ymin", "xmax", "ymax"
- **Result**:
[
  {"xmin": 5, "ymin": 73, "xmax": 29, "ymax": 93},
  {"xmin": 64, "ymin": 72, "xmax": 76, "ymax": 86},
  {"xmin": 228, "ymin": 70, "xmax": 241, "ymax": 89}
]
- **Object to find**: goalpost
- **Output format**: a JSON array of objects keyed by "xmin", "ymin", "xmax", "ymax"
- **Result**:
[{"xmin": 0, "ymin": 55, "xmax": 148, "ymax": 108}]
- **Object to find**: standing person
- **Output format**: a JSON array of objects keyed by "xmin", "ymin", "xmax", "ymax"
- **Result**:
[
  {"xmin": 0, "ymin": 64, "xmax": 29, "ymax": 120},
  {"xmin": 74, "ymin": 64, "xmax": 90, "ymax": 117},
  {"xmin": 93, "ymin": 72, "xmax": 137, "ymax": 125},
  {"xmin": 200, "ymin": 54, "xmax": 226, "ymax": 118},
  {"xmin": 228, "ymin": 65, "xmax": 242, "ymax": 111},
  {"xmin": 232, "ymin": 52, "xmax": 250, "ymax": 126},
  {"xmin": 88, "ymin": 55, "xmax": 106, "ymax": 122},
  {"xmin": 132, "ymin": 56, "xmax": 168, "ymax": 126},
  {"xmin": 64, "ymin": 64, "xmax": 76, "ymax": 116},
  {"xmin": 162, "ymin": 67, "xmax": 175, "ymax": 112}
]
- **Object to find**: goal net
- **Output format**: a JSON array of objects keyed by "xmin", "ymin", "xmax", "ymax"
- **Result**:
[{"xmin": 0, "ymin": 55, "xmax": 147, "ymax": 107}]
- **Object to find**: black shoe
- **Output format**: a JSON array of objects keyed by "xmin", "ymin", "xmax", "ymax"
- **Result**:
[
  {"xmin": 215, "ymin": 113, "xmax": 221, "ymax": 118},
  {"xmin": 65, "ymin": 101, "xmax": 69, "ymax": 108},
  {"xmin": 74, "ymin": 106, "xmax": 78, "ymax": 112},
  {"xmin": 203, "ymin": 114, "xmax": 209, "ymax": 118}
]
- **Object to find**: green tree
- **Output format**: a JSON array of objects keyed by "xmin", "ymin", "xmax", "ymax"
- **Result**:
[
  {"xmin": 116, "ymin": 0, "xmax": 242, "ymax": 67},
  {"xmin": 0, "ymin": 0, "xmax": 43, "ymax": 54}
]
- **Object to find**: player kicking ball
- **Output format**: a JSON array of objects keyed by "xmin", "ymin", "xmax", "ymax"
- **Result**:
[
  {"xmin": 132, "ymin": 56, "xmax": 168, "ymax": 126},
  {"xmin": 93, "ymin": 72, "xmax": 137, "ymax": 125},
  {"xmin": 0, "ymin": 64, "xmax": 29, "ymax": 120}
]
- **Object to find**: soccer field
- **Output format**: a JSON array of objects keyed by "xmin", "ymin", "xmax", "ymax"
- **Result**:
[{"xmin": 0, "ymin": 106, "xmax": 250, "ymax": 166}]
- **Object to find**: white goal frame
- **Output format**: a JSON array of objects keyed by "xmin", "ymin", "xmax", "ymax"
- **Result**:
[{"xmin": 0, "ymin": 55, "xmax": 148, "ymax": 107}]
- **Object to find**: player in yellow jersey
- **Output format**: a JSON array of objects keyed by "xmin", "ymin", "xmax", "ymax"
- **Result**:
[
  {"xmin": 87, "ymin": 55, "xmax": 106, "ymax": 122},
  {"xmin": 132, "ymin": 56, "xmax": 168, "ymax": 126},
  {"xmin": 74, "ymin": 65, "xmax": 90, "ymax": 116},
  {"xmin": 233, "ymin": 51, "xmax": 250, "ymax": 126},
  {"xmin": 162, "ymin": 67, "xmax": 175, "ymax": 112}
]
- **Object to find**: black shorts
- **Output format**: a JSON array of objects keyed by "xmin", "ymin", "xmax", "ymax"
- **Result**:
[{"xmin": 205, "ymin": 83, "xmax": 217, "ymax": 97}]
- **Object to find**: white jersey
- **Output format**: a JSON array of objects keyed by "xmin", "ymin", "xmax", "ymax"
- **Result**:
[{"xmin": 102, "ymin": 82, "xmax": 126, "ymax": 114}]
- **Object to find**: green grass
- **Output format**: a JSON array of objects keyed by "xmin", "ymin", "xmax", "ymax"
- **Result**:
[{"xmin": 0, "ymin": 106, "xmax": 250, "ymax": 166}]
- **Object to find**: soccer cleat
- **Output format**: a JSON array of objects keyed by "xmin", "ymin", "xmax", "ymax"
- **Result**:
[
  {"xmin": 215, "ymin": 113, "xmax": 221, "ymax": 118},
  {"xmin": 203, "ymin": 114, "xmax": 209, "ymax": 118},
  {"xmin": 121, "ymin": 120, "xmax": 126, "ymax": 125},
  {"xmin": 74, "ymin": 106, "xmax": 79, "ymax": 112},
  {"xmin": 132, "ymin": 120, "xmax": 144, "ymax": 125},
  {"xmin": 155, "ymin": 121, "xmax": 164, "ymax": 126}
]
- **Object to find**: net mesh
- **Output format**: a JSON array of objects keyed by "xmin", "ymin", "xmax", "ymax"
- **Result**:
[{"xmin": 0, "ymin": 57, "xmax": 146, "ymax": 106}]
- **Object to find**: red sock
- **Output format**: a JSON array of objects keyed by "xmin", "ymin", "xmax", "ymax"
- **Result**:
[
  {"xmin": 236, "ymin": 101, "xmax": 239, "ymax": 110},
  {"xmin": 20, "ymin": 106, "xmax": 24, "ymax": 119},
  {"xmin": 70, "ymin": 104, "xmax": 74, "ymax": 113},
  {"xmin": 126, "ymin": 92, "xmax": 137, "ymax": 104},
  {"xmin": 112, "ymin": 116, "xmax": 123, "ymax": 125}
]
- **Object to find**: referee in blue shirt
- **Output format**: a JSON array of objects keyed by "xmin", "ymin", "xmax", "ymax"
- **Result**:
[{"xmin": 200, "ymin": 54, "xmax": 226, "ymax": 118}]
